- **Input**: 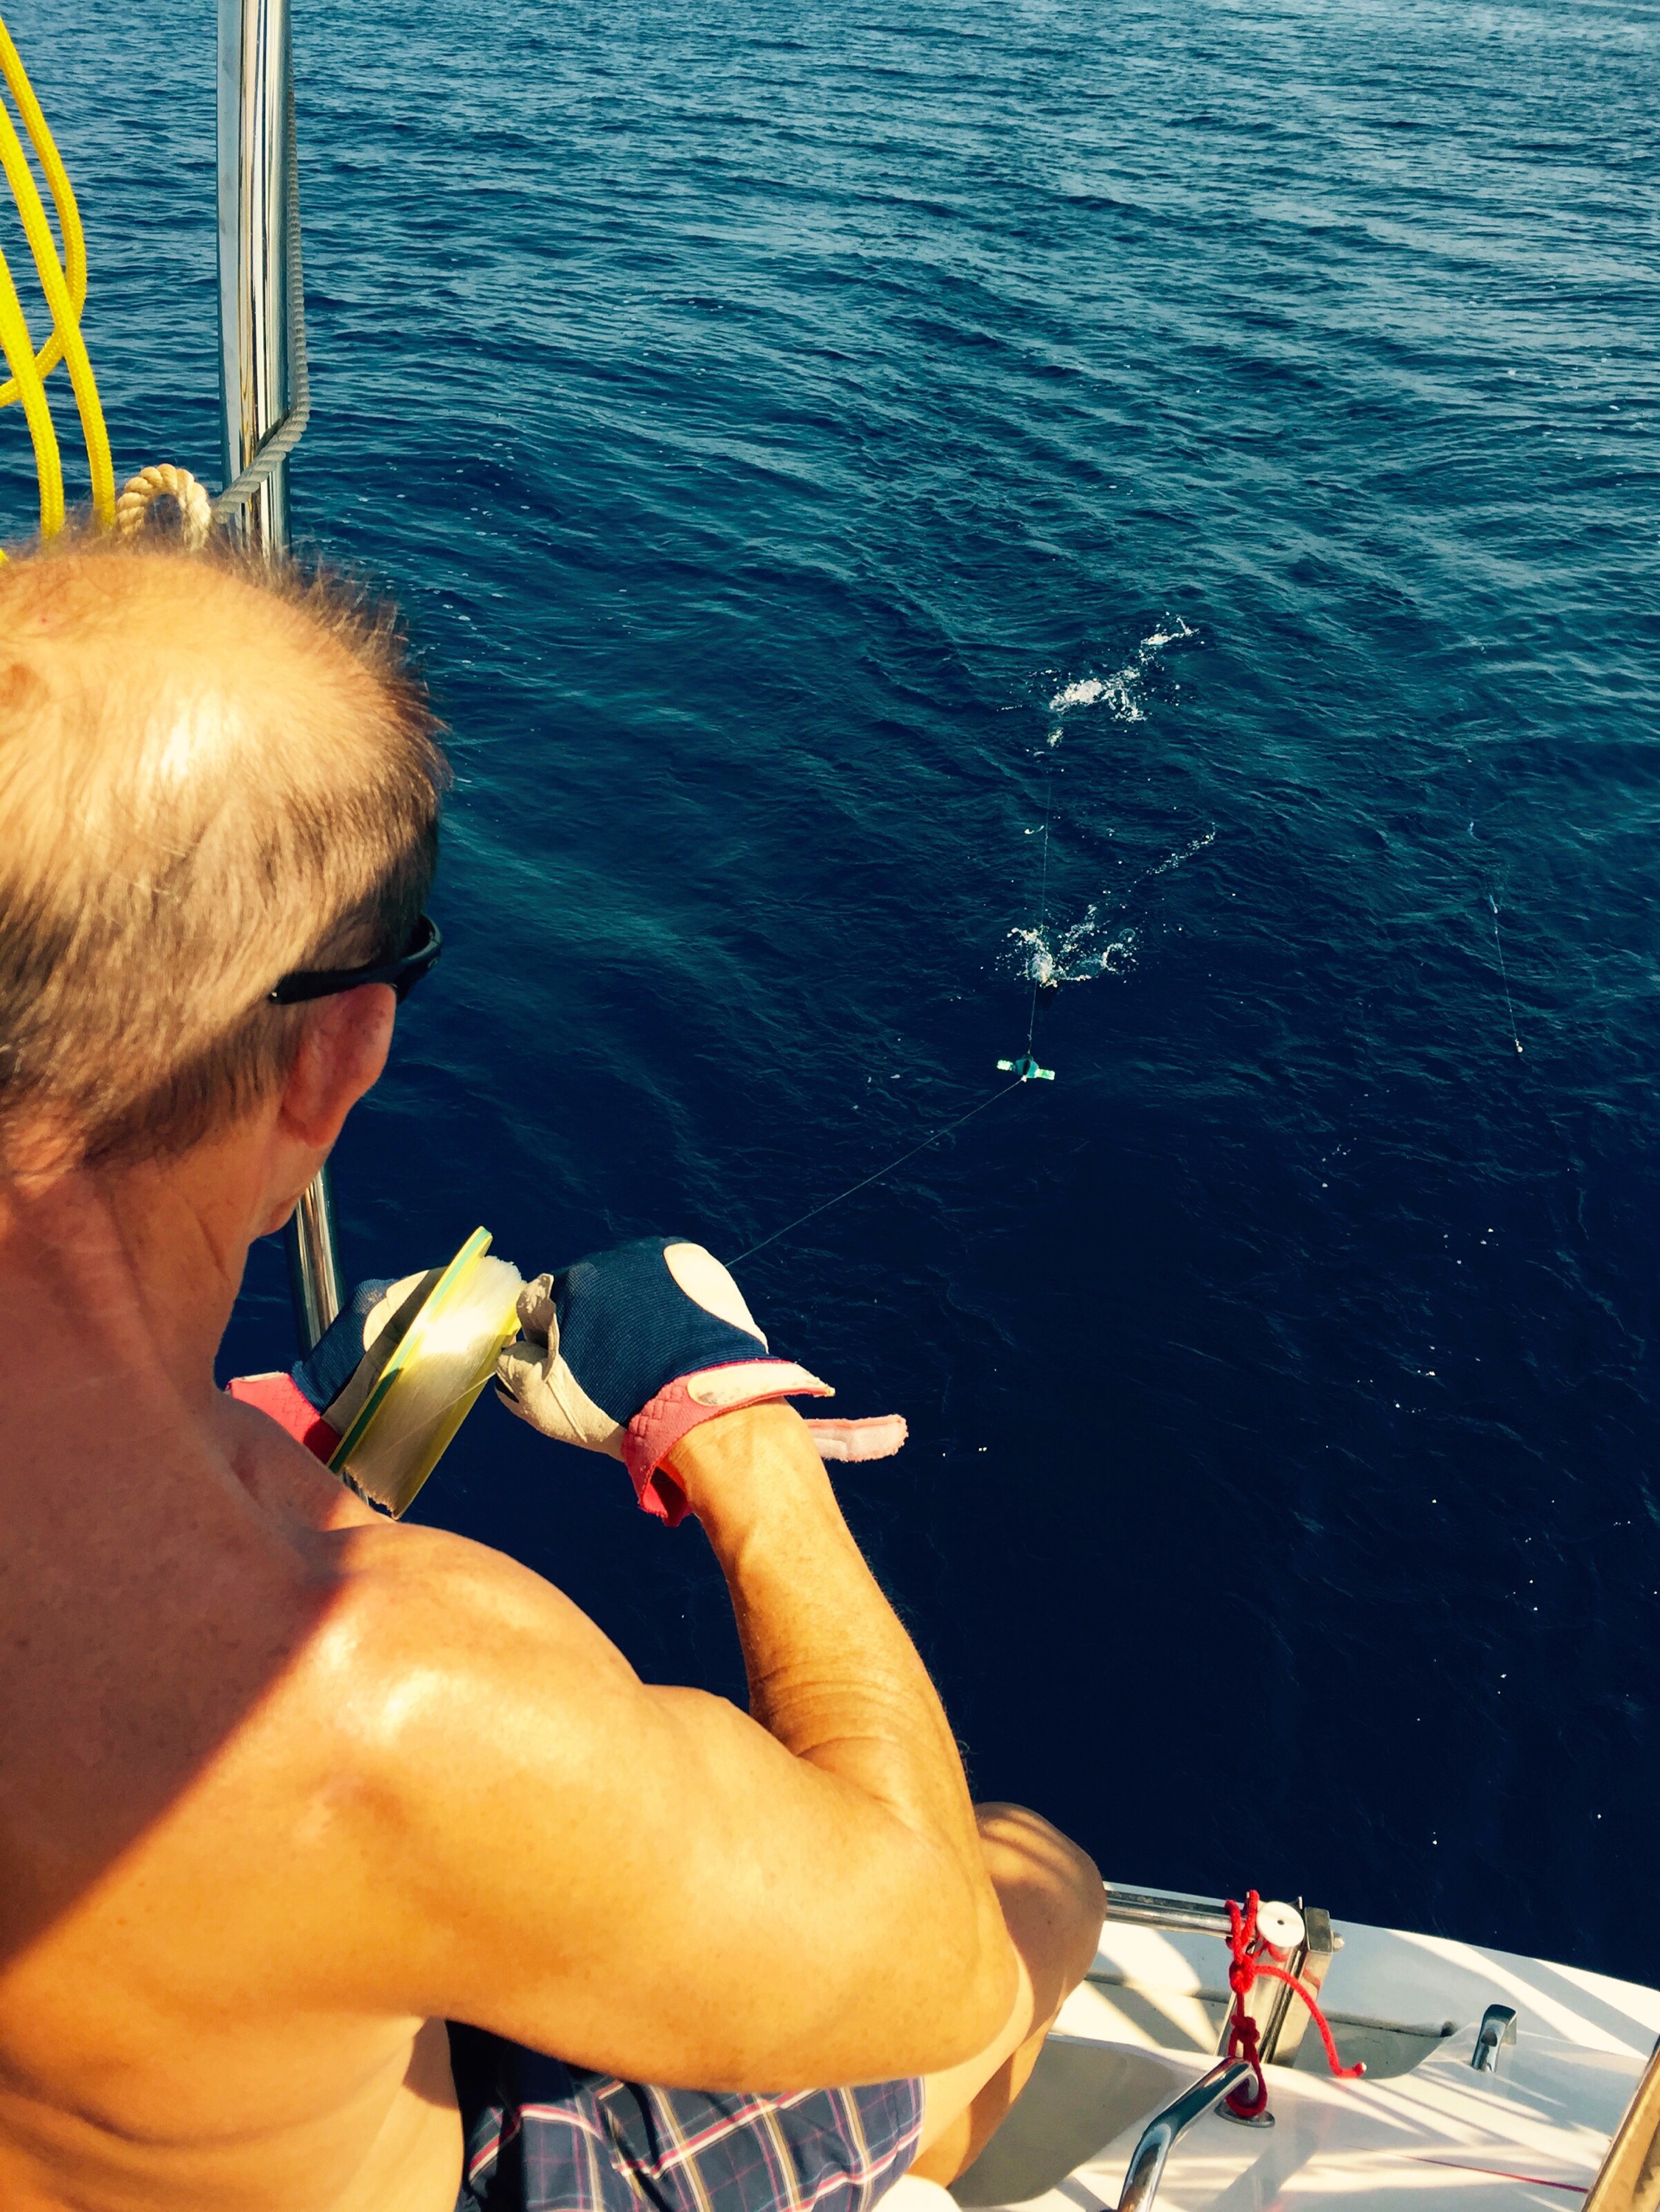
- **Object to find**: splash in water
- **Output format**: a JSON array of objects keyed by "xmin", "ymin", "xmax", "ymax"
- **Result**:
[
  {"xmin": 1009, "ymin": 910, "xmax": 1137, "ymax": 988},
  {"xmin": 1013, "ymin": 630, "xmax": 1207, "ymax": 1003},
  {"xmin": 1049, "ymin": 618, "xmax": 1196, "ymax": 723},
  {"xmin": 1143, "ymin": 827, "xmax": 1217, "ymax": 881},
  {"xmin": 1007, "ymin": 827, "xmax": 1217, "ymax": 992}
]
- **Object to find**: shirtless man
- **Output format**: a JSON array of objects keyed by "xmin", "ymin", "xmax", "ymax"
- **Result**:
[{"xmin": 0, "ymin": 540, "xmax": 1103, "ymax": 2212}]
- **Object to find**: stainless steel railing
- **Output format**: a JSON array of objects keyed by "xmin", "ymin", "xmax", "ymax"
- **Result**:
[
  {"xmin": 1115, "ymin": 2060, "xmax": 1255, "ymax": 2212},
  {"xmin": 1101, "ymin": 1883, "xmax": 1239, "ymax": 1939},
  {"xmin": 218, "ymin": 0, "xmax": 294, "ymax": 552},
  {"xmin": 217, "ymin": 0, "xmax": 343, "ymax": 1348}
]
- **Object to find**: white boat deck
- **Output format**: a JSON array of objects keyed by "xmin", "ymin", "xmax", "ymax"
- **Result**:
[{"xmin": 946, "ymin": 1905, "xmax": 1660, "ymax": 2211}]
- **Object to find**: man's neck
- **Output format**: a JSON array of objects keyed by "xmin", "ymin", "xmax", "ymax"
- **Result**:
[{"xmin": 0, "ymin": 1143, "xmax": 253, "ymax": 1423}]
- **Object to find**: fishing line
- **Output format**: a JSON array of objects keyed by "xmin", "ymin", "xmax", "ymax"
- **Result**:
[
  {"xmin": 1025, "ymin": 729, "xmax": 1061, "ymax": 1053},
  {"xmin": 728, "ymin": 1081, "xmax": 1025, "ymax": 1269},
  {"xmin": 730, "ymin": 642, "xmax": 1213, "ymax": 1270},
  {"xmin": 730, "ymin": 700, "xmax": 1075, "ymax": 1270},
  {"xmin": 1488, "ymin": 892, "xmax": 1524, "ymax": 1056}
]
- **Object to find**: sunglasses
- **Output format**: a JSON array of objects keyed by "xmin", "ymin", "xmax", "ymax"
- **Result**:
[{"xmin": 269, "ymin": 913, "xmax": 444, "ymax": 1006}]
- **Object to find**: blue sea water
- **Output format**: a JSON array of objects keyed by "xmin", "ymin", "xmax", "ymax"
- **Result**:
[{"xmin": 11, "ymin": 0, "xmax": 1660, "ymax": 1983}]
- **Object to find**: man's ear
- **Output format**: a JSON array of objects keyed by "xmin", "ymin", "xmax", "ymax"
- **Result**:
[{"xmin": 279, "ymin": 984, "xmax": 396, "ymax": 1153}]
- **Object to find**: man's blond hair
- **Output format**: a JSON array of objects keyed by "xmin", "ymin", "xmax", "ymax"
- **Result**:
[{"xmin": 0, "ymin": 538, "xmax": 446, "ymax": 1166}]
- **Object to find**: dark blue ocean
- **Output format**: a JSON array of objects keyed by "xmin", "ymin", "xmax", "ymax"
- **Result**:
[{"xmin": 15, "ymin": 0, "xmax": 1660, "ymax": 1983}]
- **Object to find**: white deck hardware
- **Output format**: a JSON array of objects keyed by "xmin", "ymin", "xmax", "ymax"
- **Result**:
[
  {"xmin": 953, "ymin": 1880, "xmax": 1660, "ymax": 2212},
  {"xmin": 1472, "ymin": 2003, "xmax": 1519, "ymax": 2074}
]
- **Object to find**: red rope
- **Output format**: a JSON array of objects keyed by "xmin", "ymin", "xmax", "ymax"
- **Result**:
[{"xmin": 1222, "ymin": 1891, "xmax": 1364, "ymax": 2119}]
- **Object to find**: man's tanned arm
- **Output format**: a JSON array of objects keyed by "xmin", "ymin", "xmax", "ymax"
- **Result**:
[
  {"xmin": 317, "ymin": 1403, "xmax": 1018, "ymax": 2090},
  {"xmin": 689, "ymin": 1404, "xmax": 1000, "ymax": 1967}
]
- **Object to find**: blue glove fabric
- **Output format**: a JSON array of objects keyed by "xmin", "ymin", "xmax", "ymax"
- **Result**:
[
  {"xmin": 543, "ymin": 1237, "xmax": 773, "ymax": 1424},
  {"xmin": 495, "ymin": 1237, "xmax": 833, "ymax": 1522},
  {"xmin": 291, "ymin": 1278, "xmax": 397, "ymax": 1413}
]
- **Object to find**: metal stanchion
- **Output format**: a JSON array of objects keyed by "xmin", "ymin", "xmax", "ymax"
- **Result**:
[{"xmin": 217, "ymin": 0, "xmax": 343, "ymax": 1348}]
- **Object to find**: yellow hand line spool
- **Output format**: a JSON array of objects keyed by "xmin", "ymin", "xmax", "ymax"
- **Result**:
[
  {"xmin": 329, "ymin": 1228, "xmax": 525, "ymax": 1520},
  {"xmin": 0, "ymin": 13, "xmax": 116, "ymax": 545}
]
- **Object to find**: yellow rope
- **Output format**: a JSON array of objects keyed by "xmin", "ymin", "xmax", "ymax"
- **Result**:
[
  {"xmin": 0, "ymin": 72, "xmax": 111, "ymax": 520},
  {"xmin": 0, "ymin": 13, "xmax": 84, "ymax": 402},
  {"xmin": 0, "ymin": 246, "xmax": 60, "ymax": 535},
  {"xmin": 0, "ymin": 12, "xmax": 115, "ymax": 539}
]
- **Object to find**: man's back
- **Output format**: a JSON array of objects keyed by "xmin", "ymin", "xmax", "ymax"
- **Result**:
[{"xmin": 0, "ymin": 1338, "xmax": 469, "ymax": 2212}]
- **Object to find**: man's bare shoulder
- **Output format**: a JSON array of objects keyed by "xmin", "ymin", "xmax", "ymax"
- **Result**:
[
  {"xmin": 215, "ymin": 1398, "xmax": 649, "ymax": 1854},
  {"xmin": 220, "ymin": 1391, "xmax": 620, "ymax": 1658},
  {"xmin": 313, "ymin": 1510, "xmax": 635, "ymax": 1702},
  {"xmin": 248, "ymin": 1479, "xmax": 741, "ymax": 2043},
  {"xmin": 187, "ymin": 1405, "xmax": 1001, "ymax": 2087}
]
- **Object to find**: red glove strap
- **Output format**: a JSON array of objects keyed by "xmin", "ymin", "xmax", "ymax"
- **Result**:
[
  {"xmin": 226, "ymin": 1373, "xmax": 341, "ymax": 1462},
  {"xmin": 623, "ymin": 1359, "xmax": 831, "ymax": 1525}
]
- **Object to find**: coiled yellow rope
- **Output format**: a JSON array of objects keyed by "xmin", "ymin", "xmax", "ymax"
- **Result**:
[{"xmin": 0, "ymin": 12, "xmax": 114, "ymax": 544}]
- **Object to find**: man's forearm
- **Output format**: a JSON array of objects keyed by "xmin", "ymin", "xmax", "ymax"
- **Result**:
[{"xmin": 667, "ymin": 1404, "xmax": 1016, "ymax": 2028}]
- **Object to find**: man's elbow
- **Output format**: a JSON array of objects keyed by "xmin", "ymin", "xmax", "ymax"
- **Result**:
[
  {"xmin": 945, "ymin": 1889, "xmax": 1025, "ymax": 2065},
  {"xmin": 881, "ymin": 1804, "xmax": 1106, "ymax": 2076},
  {"xmin": 879, "ymin": 1855, "xmax": 1023, "ymax": 2076}
]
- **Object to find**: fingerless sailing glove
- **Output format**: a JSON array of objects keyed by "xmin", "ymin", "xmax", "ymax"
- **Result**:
[
  {"xmin": 495, "ymin": 1236, "xmax": 901, "ymax": 1524},
  {"xmin": 226, "ymin": 1272, "xmax": 426, "ymax": 1458}
]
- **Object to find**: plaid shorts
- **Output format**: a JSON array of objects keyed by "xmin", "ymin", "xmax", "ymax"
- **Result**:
[{"xmin": 448, "ymin": 2024, "xmax": 924, "ymax": 2212}]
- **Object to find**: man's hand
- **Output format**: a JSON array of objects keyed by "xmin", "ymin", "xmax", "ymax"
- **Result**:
[
  {"xmin": 495, "ymin": 1237, "xmax": 904, "ymax": 1520},
  {"xmin": 226, "ymin": 1268, "xmax": 436, "ymax": 1457}
]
